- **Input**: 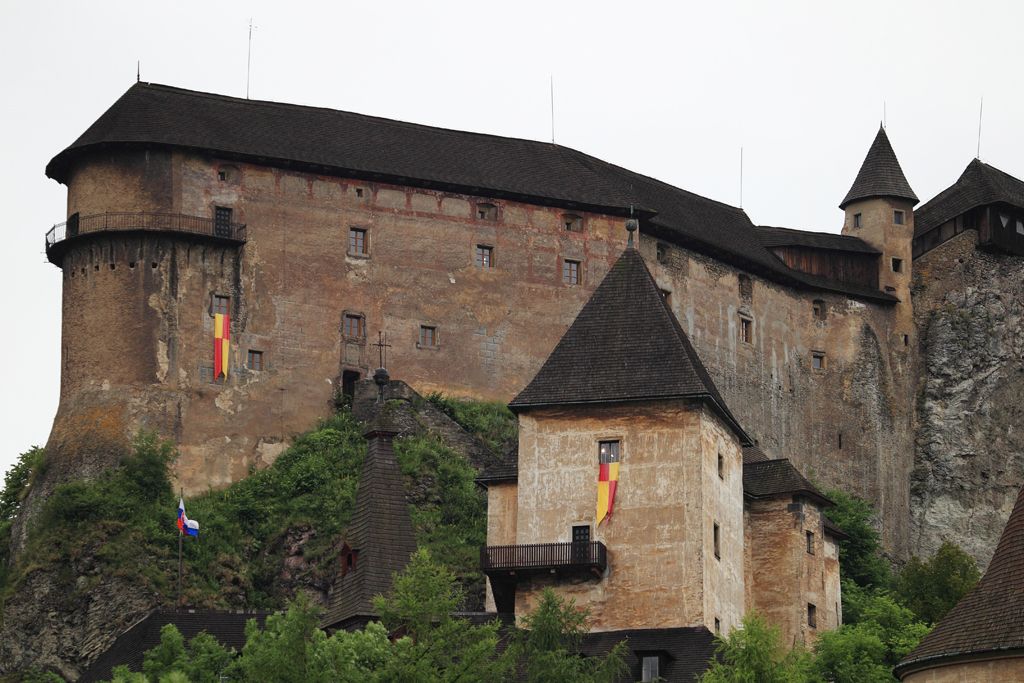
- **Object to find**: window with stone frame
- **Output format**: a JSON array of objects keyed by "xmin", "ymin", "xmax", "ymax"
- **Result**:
[
  {"xmin": 343, "ymin": 313, "xmax": 365, "ymax": 340},
  {"xmin": 247, "ymin": 350, "xmax": 264, "ymax": 371},
  {"xmin": 563, "ymin": 213, "xmax": 583, "ymax": 232},
  {"xmin": 739, "ymin": 316, "xmax": 753, "ymax": 344},
  {"xmin": 563, "ymin": 259, "xmax": 580, "ymax": 285},
  {"xmin": 808, "ymin": 603, "xmax": 817, "ymax": 628},
  {"xmin": 893, "ymin": 210, "xmax": 905, "ymax": 225},
  {"xmin": 476, "ymin": 245, "xmax": 494, "ymax": 269},
  {"xmin": 212, "ymin": 294, "xmax": 230, "ymax": 317},
  {"xmin": 419, "ymin": 325, "xmax": 438, "ymax": 348},
  {"xmin": 477, "ymin": 203, "xmax": 498, "ymax": 221},
  {"xmin": 349, "ymin": 227, "xmax": 368, "ymax": 256},
  {"xmin": 806, "ymin": 530, "xmax": 815, "ymax": 555}
]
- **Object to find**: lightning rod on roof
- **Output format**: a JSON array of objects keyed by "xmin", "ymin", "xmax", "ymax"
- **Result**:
[
  {"xmin": 550, "ymin": 75, "xmax": 555, "ymax": 144},
  {"xmin": 246, "ymin": 18, "xmax": 257, "ymax": 99},
  {"xmin": 977, "ymin": 96, "xmax": 984, "ymax": 159},
  {"xmin": 883, "ymin": 100, "xmax": 886, "ymax": 129},
  {"xmin": 136, "ymin": 60, "xmax": 140, "ymax": 83},
  {"xmin": 739, "ymin": 147, "xmax": 744, "ymax": 209}
]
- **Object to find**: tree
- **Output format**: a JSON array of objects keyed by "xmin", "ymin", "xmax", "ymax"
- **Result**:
[
  {"xmin": 228, "ymin": 594, "xmax": 322, "ymax": 683},
  {"xmin": 512, "ymin": 588, "xmax": 628, "ymax": 683},
  {"xmin": 141, "ymin": 624, "xmax": 187, "ymax": 681},
  {"xmin": 894, "ymin": 541, "xmax": 979, "ymax": 624},
  {"xmin": 824, "ymin": 489, "xmax": 892, "ymax": 589},
  {"xmin": 700, "ymin": 612, "xmax": 814, "ymax": 683}
]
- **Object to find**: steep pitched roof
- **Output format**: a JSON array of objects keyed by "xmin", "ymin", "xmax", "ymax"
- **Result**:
[
  {"xmin": 755, "ymin": 225, "xmax": 881, "ymax": 254},
  {"xmin": 322, "ymin": 418, "xmax": 417, "ymax": 631},
  {"xmin": 46, "ymin": 82, "xmax": 892, "ymax": 303},
  {"xmin": 914, "ymin": 159, "xmax": 1024, "ymax": 237},
  {"xmin": 509, "ymin": 247, "xmax": 750, "ymax": 445},
  {"xmin": 896, "ymin": 485, "xmax": 1024, "ymax": 677},
  {"xmin": 840, "ymin": 126, "xmax": 918, "ymax": 209},
  {"xmin": 78, "ymin": 609, "xmax": 271, "ymax": 683},
  {"xmin": 742, "ymin": 458, "xmax": 831, "ymax": 507}
]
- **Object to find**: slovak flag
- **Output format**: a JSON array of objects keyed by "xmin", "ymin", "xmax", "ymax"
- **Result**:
[{"xmin": 177, "ymin": 498, "xmax": 200, "ymax": 537}]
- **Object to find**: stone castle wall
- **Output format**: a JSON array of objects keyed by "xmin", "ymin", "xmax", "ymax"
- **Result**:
[{"xmin": 48, "ymin": 149, "xmax": 914, "ymax": 554}]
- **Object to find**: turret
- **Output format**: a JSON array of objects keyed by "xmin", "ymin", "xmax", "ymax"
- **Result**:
[{"xmin": 840, "ymin": 126, "xmax": 918, "ymax": 300}]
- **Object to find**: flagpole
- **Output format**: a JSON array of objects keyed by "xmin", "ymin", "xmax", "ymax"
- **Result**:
[{"xmin": 177, "ymin": 488, "xmax": 183, "ymax": 606}]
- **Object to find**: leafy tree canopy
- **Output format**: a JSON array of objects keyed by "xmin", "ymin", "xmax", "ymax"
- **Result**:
[{"xmin": 893, "ymin": 541, "xmax": 979, "ymax": 625}]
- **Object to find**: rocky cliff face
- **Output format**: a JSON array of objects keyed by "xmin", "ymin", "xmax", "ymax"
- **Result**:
[{"xmin": 912, "ymin": 231, "xmax": 1024, "ymax": 567}]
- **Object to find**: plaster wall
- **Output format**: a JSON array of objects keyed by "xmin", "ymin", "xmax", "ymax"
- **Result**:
[
  {"xmin": 901, "ymin": 657, "xmax": 1024, "ymax": 682},
  {"xmin": 512, "ymin": 403, "xmax": 744, "ymax": 632},
  {"xmin": 745, "ymin": 498, "xmax": 842, "ymax": 646}
]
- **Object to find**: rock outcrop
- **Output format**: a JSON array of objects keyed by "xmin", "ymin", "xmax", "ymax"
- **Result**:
[{"xmin": 912, "ymin": 231, "xmax": 1024, "ymax": 567}]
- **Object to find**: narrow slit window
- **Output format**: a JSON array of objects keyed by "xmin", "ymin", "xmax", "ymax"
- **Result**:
[
  {"xmin": 563, "ymin": 259, "xmax": 580, "ymax": 285},
  {"xmin": 349, "ymin": 228, "xmax": 368, "ymax": 255},
  {"xmin": 247, "ymin": 350, "xmax": 264, "ymax": 371},
  {"xmin": 713, "ymin": 522, "xmax": 721, "ymax": 559},
  {"xmin": 714, "ymin": 618, "xmax": 721, "ymax": 634},
  {"xmin": 853, "ymin": 213, "xmax": 862, "ymax": 229},
  {"xmin": 808, "ymin": 603, "xmax": 817, "ymax": 628},
  {"xmin": 806, "ymin": 530, "xmax": 815, "ymax": 555},
  {"xmin": 717, "ymin": 453, "xmax": 724, "ymax": 479},
  {"xmin": 656, "ymin": 242, "xmax": 668, "ymax": 263},
  {"xmin": 476, "ymin": 245, "xmax": 494, "ymax": 269}
]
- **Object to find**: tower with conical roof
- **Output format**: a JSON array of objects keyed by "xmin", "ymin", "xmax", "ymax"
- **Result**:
[
  {"xmin": 896, "ymin": 483, "xmax": 1024, "ymax": 681},
  {"xmin": 840, "ymin": 125, "xmax": 918, "ymax": 338}
]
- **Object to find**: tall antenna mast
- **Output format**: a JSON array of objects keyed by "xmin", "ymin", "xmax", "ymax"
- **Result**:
[
  {"xmin": 246, "ymin": 18, "xmax": 257, "ymax": 99},
  {"xmin": 883, "ymin": 100, "xmax": 887, "ymax": 129},
  {"xmin": 977, "ymin": 96, "xmax": 984, "ymax": 159},
  {"xmin": 136, "ymin": 60, "xmax": 140, "ymax": 83},
  {"xmin": 549, "ymin": 75, "xmax": 555, "ymax": 143}
]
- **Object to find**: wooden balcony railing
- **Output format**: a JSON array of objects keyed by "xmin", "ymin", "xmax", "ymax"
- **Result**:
[
  {"xmin": 45, "ymin": 212, "xmax": 247, "ymax": 263},
  {"xmin": 481, "ymin": 541, "xmax": 607, "ymax": 578}
]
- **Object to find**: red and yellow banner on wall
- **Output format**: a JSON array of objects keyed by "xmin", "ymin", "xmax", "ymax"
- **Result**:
[
  {"xmin": 214, "ymin": 313, "xmax": 230, "ymax": 379},
  {"xmin": 596, "ymin": 441, "xmax": 620, "ymax": 526}
]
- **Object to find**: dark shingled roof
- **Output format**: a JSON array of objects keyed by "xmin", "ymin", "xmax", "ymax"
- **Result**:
[
  {"xmin": 742, "ymin": 458, "xmax": 831, "ymax": 507},
  {"xmin": 756, "ymin": 225, "xmax": 881, "ymax": 254},
  {"xmin": 78, "ymin": 609, "xmax": 271, "ymax": 683},
  {"xmin": 579, "ymin": 626, "xmax": 717, "ymax": 682},
  {"xmin": 840, "ymin": 126, "xmax": 918, "ymax": 209},
  {"xmin": 896, "ymin": 485, "xmax": 1024, "ymax": 677},
  {"xmin": 742, "ymin": 444, "xmax": 772, "ymax": 464},
  {"xmin": 914, "ymin": 159, "xmax": 1024, "ymax": 237},
  {"xmin": 322, "ymin": 419, "xmax": 418, "ymax": 631},
  {"xmin": 509, "ymin": 247, "xmax": 750, "ymax": 445},
  {"xmin": 476, "ymin": 443, "xmax": 519, "ymax": 485},
  {"xmin": 47, "ymin": 82, "xmax": 893, "ymax": 303}
]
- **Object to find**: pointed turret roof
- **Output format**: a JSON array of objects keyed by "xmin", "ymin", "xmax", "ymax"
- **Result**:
[
  {"xmin": 509, "ymin": 247, "xmax": 750, "ymax": 445},
  {"xmin": 322, "ymin": 414, "xmax": 417, "ymax": 631},
  {"xmin": 840, "ymin": 126, "xmax": 918, "ymax": 209},
  {"xmin": 896, "ymin": 484, "xmax": 1024, "ymax": 677}
]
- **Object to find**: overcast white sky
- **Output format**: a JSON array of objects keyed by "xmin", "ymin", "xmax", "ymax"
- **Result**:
[{"xmin": 2, "ymin": 0, "xmax": 1023, "ymax": 479}]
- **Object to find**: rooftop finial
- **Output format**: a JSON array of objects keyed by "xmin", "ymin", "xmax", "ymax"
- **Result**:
[{"xmin": 625, "ymin": 205, "xmax": 638, "ymax": 248}]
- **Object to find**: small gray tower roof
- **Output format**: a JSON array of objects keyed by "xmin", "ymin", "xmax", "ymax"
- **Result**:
[{"xmin": 840, "ymin": 126, "xmax": 918, "ymax": 209}]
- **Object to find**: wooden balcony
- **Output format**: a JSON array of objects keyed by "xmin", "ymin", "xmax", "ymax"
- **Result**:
[
  {"xmin": 481, "ymin": 541, "xmax": 607, "ymax": 578},
  {"xmin": 45, "ymin": 212, "xmax": 247, "ymax": 265}
]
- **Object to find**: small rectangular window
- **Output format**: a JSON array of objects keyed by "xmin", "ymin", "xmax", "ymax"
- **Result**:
[
  {"xmin": 717, "ymin": 453, "xmax": 724, "ymax": 479},
  {"xmin": 853, "ymin": 213, "xmax": 862, "ymax": 229},
  {"xmin": 476, "ymin": 245, "xmax": 494, "ymax": 269},
  {"xmin": 891, "ymin": 257, "xmax": 903, "ymax": 273},
  {"xmin": 641, "ymin": 656, "xmax": 660, "ymax": 682},
  {"xmin": 562, "ymin": 259, "xmax": 580, "ymax": 285},
  {"xmin": 903, "ymin": 334, "xmax": 910, "ymax": 347},
  {"xmin": 349, "ymin": 228, "xmax": 367, "ymax": 256},
  {"xmin": 894, "ymin": 210, "xmax": 905, "ymax": 225},
  {"xmin": 218, "ymin": 170, "xmax": 227, "ymax": 182},
  {"xmin": 563, "ymin": 213, "xmax": 583, "ymax": 232},
  {"xmin": 212, "ymin": 294, "xmax": 230, "ymax": 316},
  {"xmin": 714, "ymin": 618, "xmax": 721, "ymax": 634},
  {"xmin": 477, "ymin": 203, "xmax": 498, "ymax": 221},
  {"xmin": 808, "ymin": 603, "xmax": 817, "ymax": 628},
  {"xmin": 343, "ymin": 313, "xmax": 365, "ymax": 339},
  {"xmin": 739, "ymin": 317, "xmax": 753, "ymax": 344},
  {"xmin": 656, "ymin": 242, "xmax": 668, "ymax": 263},
  {"xmin": 247, "ymin": 350, "xmax": 264, "ymax": 371},
  {"xmin": 419, "ymin": 325, "xmax": 438, "ymax": 348},
  {"xmin": 806, "ymin": 530, "xmax": 815, "ymax": 555},
  {"xmin": 812, "ymin": 351, "xmax": 826, "ymax": 371},
  {"xmin": 812, "ymin": 299, "xmax": 826, "ymax": 321},
  {"xmin": 713, "ymin": 522, "xmax": 721, "ymax": 559}
]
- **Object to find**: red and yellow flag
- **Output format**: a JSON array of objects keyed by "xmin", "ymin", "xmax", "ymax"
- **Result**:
[
  {"xmin": 214, "ymin": 313, "xmax": 230, "ymax": 379},
  {"xmin": 596, "ymin": 441, "xmax": 620, "ymax": 526}
]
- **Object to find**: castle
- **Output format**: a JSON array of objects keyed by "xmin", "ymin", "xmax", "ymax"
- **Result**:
[{"xmin": 37, "ymin": 81, "xmax": 1024, "ymax": 572}]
